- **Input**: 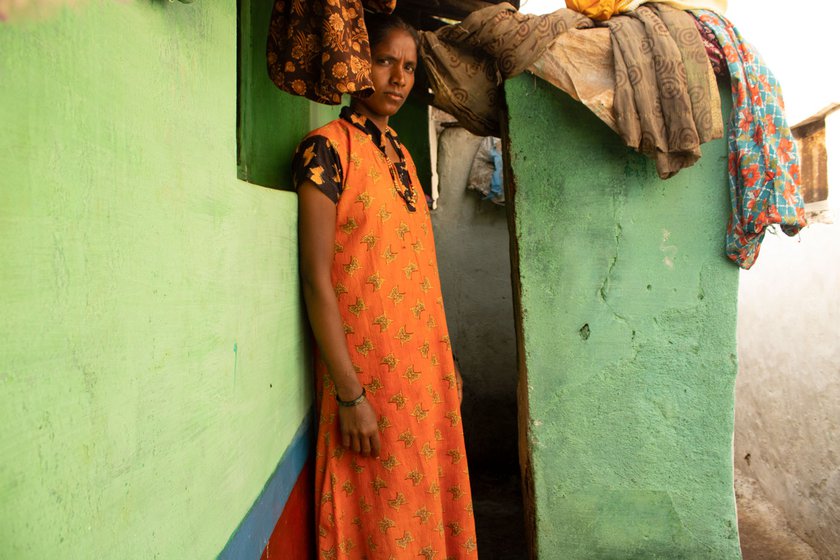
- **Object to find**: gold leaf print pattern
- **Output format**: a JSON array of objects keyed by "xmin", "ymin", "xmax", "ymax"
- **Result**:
[
  {"xmin": 415, "ymin": 507, "xmax": 433, "ymax": 525},
  {"xmin": 343, "ymin": 256, "xmax": 360, "ymax": 275},
  {"xmin": 394, "ymin": 326, "xmax": 413, "ymax": 344},
  {"xmin": 378, "ymin": 517, "xmax": 396, "ymax": 533},
  {"xmin": 380, "ymin": 454, "xmax": 400, "ymax": 472},
  {"xmin": 396, "ymin": 221, "xmax": 410, "ymax": 240},
  {"xmin": 387, "ymin": 492, "xmax": 407, "ymax": 510},
  {"xmin": 387, "ymin": 285, "xmax": 404, "ymax": 304},
  {"xmin": 420, "ymin": 276, "xmax": 432, "ymax": 293},
  {"xmin": 377, "ymin": 205, "xmax": 391, "ymax": 222},
  {"xmin": 380, "ymin": 353, "xmax": 398, "ymax": 371},
  {"xmin": 412, "ymin": 403, "xmax": 429, "ymax": 422},
  {"xmin": 364, "ymin": 377, "xmax": 382, "ymax": 395},
  {"xmin": 371, "ymin": 477, "xmax": 388, "ymax": 495},
  {"xmin": 410, "ymin": 299, "xmax": 425, "ymax": 318},
  {"xmin": 382, "ymin": 245, "xmax": 397, "ymax": 263},
  {"xmin": 377, "ymin": 415, "xmax": 392, "ymax": 432},
  {"xmin": 347, "ymin": 297, "xmax": 366, "ymax": 317},
  {"xmin": 356, "ymin": 191, "xmax": 372, "ymax": 208},
  {"xmin": 405, "ymin": 469, "xmax": 423, "ymax": 486},
  {"xmin": 403, "ymin": 261, "xmax": 418, "ymax": 279},
  {"xmin": 395, "ymin": 531, "xmax": 414, "ymax": 549},
  {"xmin": 373, "ymin": 314, "xmax": 392, "ymax": 332},
  {"xmin": 340, "ymin": 217, "xmax": 358, "ymax": 234},
  {"xmin": 361, "ymin": 233, "xmax": 377, "ymax": 250},
  {"xmin": 403, "ymin": 365, "xmax": 421, "ymax": 383},
  {"xmin": 397, "ymin": 430, "xmax": 416, "ymax": 448},
  {"xmin": 355, "ymin": 338, "xmax": 374, "ymax": 356},
  {"xmin": 366, "ymin": 272, "xmax": 383, "ymax": 290},
  {"xmin": 388, "ymin": 392, "xmax": 407, "ymax": 410}
]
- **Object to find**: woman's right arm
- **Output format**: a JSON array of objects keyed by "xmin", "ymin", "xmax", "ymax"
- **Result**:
[{"xmin": 298, "ymin": 181, "xmax": 382, "ymax": 458}]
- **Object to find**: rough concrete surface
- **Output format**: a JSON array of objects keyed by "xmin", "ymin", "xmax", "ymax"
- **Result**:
[
  {"xmin": 506, "ymin": 74, "xmax": 741, "ymax": 559},
  {"xmin": 736, "ymin": 470, "xmax": 821, "ymax": 560}
]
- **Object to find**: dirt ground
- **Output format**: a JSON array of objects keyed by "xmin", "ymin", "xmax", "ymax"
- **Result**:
[
  {"xmin": 735, "ymin": 469, "xmax": 821, "ymax": 560},
  {"xmin": 470, "ymin": 469, "xmax": 822, "ymax": 560}
]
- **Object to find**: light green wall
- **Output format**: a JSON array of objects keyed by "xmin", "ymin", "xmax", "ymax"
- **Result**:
[
  {"xmin": 505, "ymin": 75, "xmax": 741, "ymax": 559},
  {"xmin": 1, "ymin": 2, "xmax": 312, "ymax": 558}
]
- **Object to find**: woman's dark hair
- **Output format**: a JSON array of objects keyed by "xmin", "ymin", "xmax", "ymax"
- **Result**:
[{"xmin": 364, "ymin": 11, "xmax": 420, "ymax": 50}]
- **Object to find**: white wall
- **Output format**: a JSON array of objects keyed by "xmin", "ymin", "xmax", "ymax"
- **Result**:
[{"xmin": 735, "ymin": 110, "xmax": 840, "ymax": 559}]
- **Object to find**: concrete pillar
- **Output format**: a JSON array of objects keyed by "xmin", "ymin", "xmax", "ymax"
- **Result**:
[{"xmin": 504, "ymin": 74, "xmax": 741, "ymax": 559}]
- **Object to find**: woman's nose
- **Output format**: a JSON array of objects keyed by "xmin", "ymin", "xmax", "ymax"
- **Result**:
[{"xmin": 391, "ymin": 65, "xmax": 405, "ymax": 85}]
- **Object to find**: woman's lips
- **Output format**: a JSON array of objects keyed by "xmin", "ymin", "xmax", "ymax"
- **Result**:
[{"xmin": 385, "ymin": 92, "xmax": 404, "ymax": 100}]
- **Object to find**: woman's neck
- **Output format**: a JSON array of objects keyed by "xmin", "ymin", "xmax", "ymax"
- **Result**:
[{"xmin": 350, "ymin": 101, "xmax": 389, "ymax": 132}]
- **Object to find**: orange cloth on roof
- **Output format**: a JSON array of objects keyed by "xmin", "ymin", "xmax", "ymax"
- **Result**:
[
  {"xmin": 294, "ymin": 109, "xmax": 477, "ymax": 559},
  {"xmin": 565, "ymin": 0, "xmax": 726, "ymax": 20},
  {"xmin": 564, "ymin": 0, "xmax": 632, "ymax": 21}
]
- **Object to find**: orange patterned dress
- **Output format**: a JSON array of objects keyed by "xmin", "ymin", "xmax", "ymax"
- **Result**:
[{"xmin": 293, "ymin": 108, "xmax": 477, "ymax": 560}]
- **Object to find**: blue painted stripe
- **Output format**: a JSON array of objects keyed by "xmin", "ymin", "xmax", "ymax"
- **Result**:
[{"xmin": 218, "ymin": 407, "xmax": 314, "ymax": 560}]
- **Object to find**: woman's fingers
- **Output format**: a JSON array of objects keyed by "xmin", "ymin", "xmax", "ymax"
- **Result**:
[
  {"xmin": 361, "ymin": 436, "xmax": 372, "ymax": 456},
  {"xmin": 370, "ymin": 432, "xmax": 381, "ymax": 458},
  {"xmin": 351, "ymin": 434, "xmax": 361, "ymax": 454}
]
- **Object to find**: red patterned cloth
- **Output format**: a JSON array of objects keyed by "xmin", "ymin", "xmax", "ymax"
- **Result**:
[{"xmin": 267, "ymin": 0, "xmax": 397, "ymax": 104}]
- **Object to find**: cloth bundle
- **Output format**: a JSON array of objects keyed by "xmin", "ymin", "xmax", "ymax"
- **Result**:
[
  {"xmin": 422, "ymin": 2, "xmax": 721, "ymax": 178},
  {"xmin": 420, "ymin": 3, "xmax": 593, "ymax": 137},
  {"xmin": 565, "ymin": 0, "xmax": 727, "ymax": 21},
  {"xmin": 266, "ymin": 0, "xmax": 396, "ymax": 104},
  {"xmin": 603, "ymin": 3, "xmax": 722, "ymax": 178}
]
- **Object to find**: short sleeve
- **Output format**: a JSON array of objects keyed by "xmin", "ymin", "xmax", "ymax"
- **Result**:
[{"xmin": 292, "ymin": 135, "xmax": 344, "ymax": 203}]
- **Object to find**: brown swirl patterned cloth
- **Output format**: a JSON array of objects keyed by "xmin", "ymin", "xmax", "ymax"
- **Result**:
[
  {"xmin": 422, "ymin": 2, "xmax": 721, "ymax": 178},
  {"xmin": 266, "ymin": 0, "xmax": 396, "ymax": 105},
  {"xmin": 604, "ymin": 3, "xmax": 722, "ymax": 178},
  {"xmin": 419, "ymin": 3, "xmax": 594, "ymax": 137}
]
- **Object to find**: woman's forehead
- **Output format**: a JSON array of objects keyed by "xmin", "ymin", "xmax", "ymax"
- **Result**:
[{"xmin": 372, "ymin": 28, "xmax": 417, "ymax": 56}]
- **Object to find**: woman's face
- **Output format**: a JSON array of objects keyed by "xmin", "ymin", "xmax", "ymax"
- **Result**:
[{"xmin": 352, "ymin": 28, "xmax": 417, "ymax": 126}]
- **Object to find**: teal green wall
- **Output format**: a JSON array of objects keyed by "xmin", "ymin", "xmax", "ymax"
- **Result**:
[
  {"xmin": 505, "ymin": 75, "xmax": 741, "ymax": 559},
  {"xmin": 1, "ymin": 2, "xmax": 316, "ymax": 558}
]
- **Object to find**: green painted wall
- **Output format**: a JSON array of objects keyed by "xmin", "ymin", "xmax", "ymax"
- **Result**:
[
  {"xmin": 505, "ymin": 75, "xmax": 741, "ymax": 559},
  {"xmin": 1, "ymin": 2, "xmax": 315, "ymax": 558}
]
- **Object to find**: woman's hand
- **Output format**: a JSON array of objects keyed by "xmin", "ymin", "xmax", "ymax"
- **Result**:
[{"xmin": 338, "ymin": 399, "xmax": 381, "ymax": 457}]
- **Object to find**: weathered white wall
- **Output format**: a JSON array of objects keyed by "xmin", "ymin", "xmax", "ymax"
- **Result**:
[
  {"xmin": 736, "ymin": 110, "xmax": 840, "ymax": 560},
  {"xmin": 431, "ymin": 126, "xmax": 519, "ymax": 474}
]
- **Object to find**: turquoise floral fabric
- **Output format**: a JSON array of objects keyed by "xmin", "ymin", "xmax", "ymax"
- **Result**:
[{"xmin": 694, "ymin": 11, "xmax": 806, "ymax": 269}]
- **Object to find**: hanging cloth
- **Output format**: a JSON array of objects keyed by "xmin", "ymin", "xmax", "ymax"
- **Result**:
[
  {"xmin": 266, "ymin": 0, "xmax": 396, "ymax": 104},
  {"xmin": 420, "ymin": 2, "xmax": 593, "ymax": 137},
  {"xmin": 603, "ymin": 3, "xmax": 722, "ymax": 178},
  {"xmin": 693, "ymin": 10, "xmax": 806, "ymax": 268},
  {"xmin": 565, "ymin": 0, "xmax": 727, "ymax": 21}
]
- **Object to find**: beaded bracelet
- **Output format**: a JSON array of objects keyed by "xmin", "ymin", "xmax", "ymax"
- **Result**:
[{"xmin": 336, "ymin": 387, "xmax": 366, "ymax": 408}]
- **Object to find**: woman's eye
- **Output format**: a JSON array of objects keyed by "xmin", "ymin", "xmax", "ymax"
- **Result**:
[{"xmin": 405, "ymin": 65, "xmax": 415, "ymax": 73}]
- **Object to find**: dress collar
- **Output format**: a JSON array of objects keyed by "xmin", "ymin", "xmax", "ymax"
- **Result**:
[{"xmin": 340, "ymin": 106, "xmax": 399, "ymax": 151}]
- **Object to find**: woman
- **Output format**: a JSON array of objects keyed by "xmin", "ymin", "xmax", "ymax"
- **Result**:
[{"xmin": 293, "ymin": 12, "xmax": 478, "ymax": 559}]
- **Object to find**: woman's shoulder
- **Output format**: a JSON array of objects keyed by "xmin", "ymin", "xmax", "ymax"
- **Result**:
[{"xmin": 304, "ymin": 117, "xmax": 352, "ymax": 144}]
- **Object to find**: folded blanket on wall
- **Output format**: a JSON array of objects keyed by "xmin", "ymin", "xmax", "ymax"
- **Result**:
[
  {"xmin": 693, "ymin": 10, "xmax": 807, "ymax": 268},
  {"xmin": 266, "ymin": 0, "xmax": 396, "ymax": 104}
]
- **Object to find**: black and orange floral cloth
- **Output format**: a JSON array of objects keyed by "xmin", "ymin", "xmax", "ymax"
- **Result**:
[
  {"xmin": 267, "ymin": 0, "xmax": 397, "ymax": 104},
  {"xmin": 293, "ymin": 108, "xmax": 478, "ymax": 559}
]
